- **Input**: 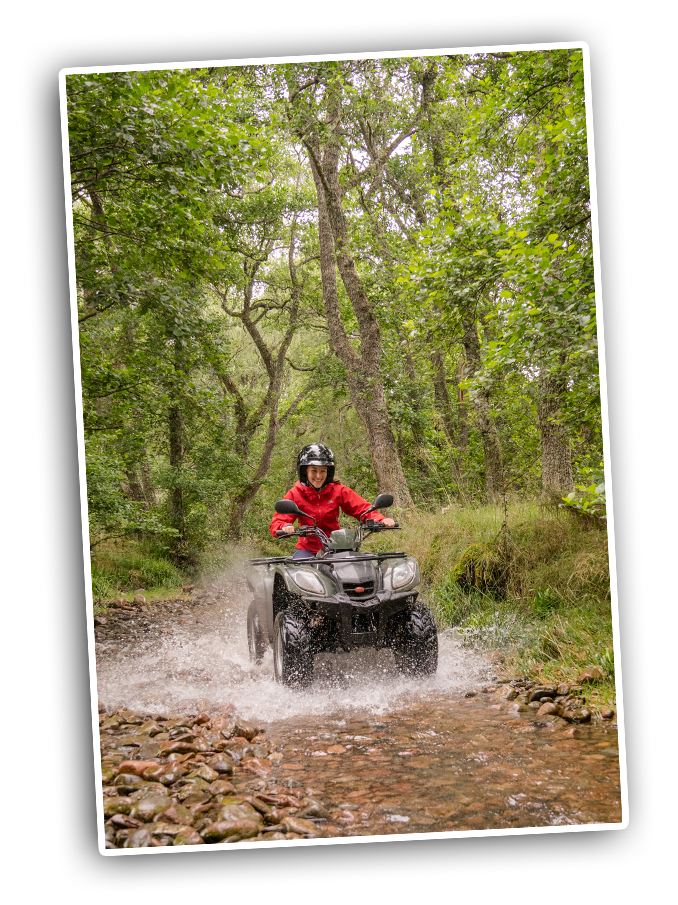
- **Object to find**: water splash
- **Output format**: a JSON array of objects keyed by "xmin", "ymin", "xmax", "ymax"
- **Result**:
[{"xmin": 95, "ymin": 575, "xmax": 493, "ymax": 722}]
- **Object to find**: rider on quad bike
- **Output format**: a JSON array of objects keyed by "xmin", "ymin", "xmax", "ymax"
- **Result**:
[
  {"xmin": 245, "ymin": 444, "xmax": 438, "ymax": 688},
  {"xmin": 269, "ymin": 444, "xmax": 396, "ymax": 557}
]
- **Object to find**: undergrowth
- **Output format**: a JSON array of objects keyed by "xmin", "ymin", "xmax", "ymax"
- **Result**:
[{"xmin": 91, "ymin": 538, "xmax": 185, "ymax": 597}]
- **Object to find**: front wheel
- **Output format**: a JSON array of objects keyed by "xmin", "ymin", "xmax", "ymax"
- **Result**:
[
  {"xmin": 273, "ymin": 611, "xmax": 314, "ymax": 688},
  {"xmin": 392, "ymin": 603, "xmax": 438, "ymax": 678},
  {"xmin": 247, "ymin": 601, "xmax": 267, "ymax": 664}
]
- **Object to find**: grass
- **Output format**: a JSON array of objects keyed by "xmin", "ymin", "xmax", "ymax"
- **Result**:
[
  {"xmin": 90, "ymin": 539, "xmax": 186, "ymax": 600},
  {"xmin": 364, "ymin": 500, "xmax": 616, "ymax": 713}
]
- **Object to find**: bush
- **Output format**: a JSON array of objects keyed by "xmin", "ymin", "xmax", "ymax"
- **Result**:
[{"xmin": 452, "ymin": 542, "xmax": 509, "ymax": 595}]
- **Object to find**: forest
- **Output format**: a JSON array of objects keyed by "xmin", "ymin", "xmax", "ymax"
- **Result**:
[{"xmin": 67, "ymin": 49, "xmax": 612, "ymax": 696}]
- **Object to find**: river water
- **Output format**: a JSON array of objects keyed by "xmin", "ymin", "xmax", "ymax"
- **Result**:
[{"xmin": 95, "ymin": 576, "xmax": 622, "ymax": 836}]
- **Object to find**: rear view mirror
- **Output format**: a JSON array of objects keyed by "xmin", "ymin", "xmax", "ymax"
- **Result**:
[
  {"xmin": 275, "ymin": 500, "xmax": 302, "ymax": 515},
  {"xmin": 372, "ymin": 493, "xmax": 394, "ymax": 510}
]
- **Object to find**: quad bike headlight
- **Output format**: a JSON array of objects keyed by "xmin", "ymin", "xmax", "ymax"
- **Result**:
[
  {"xmin": 288, "ymin": 568, "xmax": 327, "ymax": 596},
  {"xmin": 391, "ymin": 557, "xmax": 419, "ymax": 590}
]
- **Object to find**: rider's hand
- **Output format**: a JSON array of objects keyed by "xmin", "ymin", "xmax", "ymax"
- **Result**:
[
  {"xmin": 383, "ymin": 518, "xmax": 396, "ymax": 528},
  {"xmin": 283, "ymin": 524, "xmax": 295, "ymax": 534}
]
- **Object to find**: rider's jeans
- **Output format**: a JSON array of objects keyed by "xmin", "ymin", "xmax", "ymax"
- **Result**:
[{"xmin": 292, "ymin": 549, "xmax": 315, "ymax": 559}]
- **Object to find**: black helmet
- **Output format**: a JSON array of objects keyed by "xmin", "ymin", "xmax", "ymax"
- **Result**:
[{"xmin": 297, "ymin": 444, "xmax": 335, "ymax": 487}]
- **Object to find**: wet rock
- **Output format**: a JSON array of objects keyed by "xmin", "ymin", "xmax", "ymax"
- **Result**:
[
  {"xmin": 123, "ymin": 827, "xmax": 151, "ymax": 847},
  {"xmin": 298, "ymin": 799, "xmax": 330, "ymax": 819},
  {"xmin": 207, "ymin": 755, "xmax": 234, "ymax": 775},
  {"xmin": 209, "ymin": 779, "xmax": 236, "ymax": 796},
  {"xmin": 201, "ymin": 819, "xmax": 261, "ymax": 843},
  {"xmin": 464, "ymin": 691, "xmax": 477, "ymax": 698},
  {"xmin": 528, "ymin": 701, "xmax": 541, "ymax": 710},
  {"xmin": 557, "ymin": 683, "xmax": 570, "ymax": 696},
  {"xmin": 243, "ymin": 757, "xmax": 272, "ymax": 776},
  {"xmin": 209, "ymin": 715, "xmax": 235, "ymax": 737},
  {"xmin": 101, "ymin": 766, "xmax": 118, "ymax": 785},
  {"xmin": 157, "ymin": 764, "xmax": 189, "ymax": 785},
  {"xmin": 281, "ymin": 816, "xmax": 324, "ymax": 837},
  {"xmin": 117, "ymin": 760, "xmax": 160, "ymax": 777},
  {"xmin": 104, "ymin": 795, "xmax": 132, "ymax": 819},
  {"xmin": 182, "ymin": 585, "xmax": 195, "ymax": 594},
  {"xmin": 94, "ymin": 616, "xmax": 107, "ymax": 626},
  {"xmin": 601, "ymin": 709, "xmax": 615, "ymax": 720},
  {"xmin": 562, "ymin": 708, "xmax": 592, "ymax": 723},
  {"xmin": 537, "ymin": 702, "xmax": 560, "ymax": 716},
  {"xmin": 218, "ymin": 801, "xmax": 262, "ymax": 823},
  {"xmin": 110, "ymin": 813, "xmax": 142, "ymax": 829},
  {"xmin": 234, "ymin": 720, "xmax": 259, "ymax": 741},
  {"xmin": 98, "ymin": 699, "xmax": 107, "ymax": 714},
  {"xmin": 493, "ymin": 685, "xmax": 518, "ymax": 701},
  {"xmin": 194, "ymin": 712, "xmax": 210, "ymax": 725},
  {"xmin": 158, "ymin": 803, "xmax": 193, "ymax": 826},
  {"xmin": 252, "ymin": 744, "xmax": 270, "ymax": 758},
  {"xmin": 505, "ymin": 702, "xmax": 529, "ymax": 713},
  {"xmin": 158, "ymin": 739, "xmax": 198, "ymax": 756},
  {"xmin": 187, "ymin": 764, "xmax": 220, "ymax": 783},
  {"xmin": 174, "ymin": 827, "xmax": 203, "ymax": 845},
  {"xmin": 578, "ymin": 667, "xmax": 604, "ymax": 684},
  {"xmin": 131, "ymin": 795, "xmax": 171, "ymax": 822},
  {"xmin": 115, "ymin": 776, "xmax": 146, "ymax": 794},
  {"xmin": 137, "ymin": 721, "xmax": 162, "ymax": 736},
  {"xmin": 527, "ymin": 685, "xmax": 558, "ymax": 703},
  {"xmin": 129, "ymin": 782, "xmax": 168, "ymax": 799}
]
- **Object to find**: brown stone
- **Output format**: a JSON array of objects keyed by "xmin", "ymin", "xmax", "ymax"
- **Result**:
[
  {"xmin": 537, "ymin": 702, "xmax": 559, "ymax": 716},
  {"xmin": 493, "ymin": 685, "xmax": 518, "ymax": 701},
  {"xmin": 201, "ymin": 819, "xmax": 260, "ymax": 843},
  {"xmin": 578, "ymin": 667, "xmax": 604, "ymax": 683},
  {"xmin": 234, "ymin": 720, "xmax": 259, "ymax": 741},
  {"xmin": 158, "ymin": 804, "xmax": 194, "ymax": 826},
  {"xmin": 243, "ymin": 757, "xmax": 272, "ymax": 775},
  {"xmin": 281, "ymin": 816, "xmax": 324, "ymax": 837},
  {"xmin": 133, "ymin": 594, "xmax": 146, "ymax": 605},
  {"xmin": 326, "ymin": 745, "xmax": 348, "ymax": 755},
  {"xmin": 174, "ymin": 828, "xmax": 203, "ymax": 845},
  {"xmin": 527, "ymin": 685, "xmax": 558, "ymax": 703},
  {"xmin": 601, "ymin": 709, "xmax": 615, "ymax": 720},
  {"xmin": 557, "ymin": 684, "xmax": 570, "ymax": 696},
  {"xmin": 158, "ymin": 740, "xmax": 198, "ymax": 756},
  {"xmin": 117, "ymin": 760, "xmax": 160, "ymax": 777}
]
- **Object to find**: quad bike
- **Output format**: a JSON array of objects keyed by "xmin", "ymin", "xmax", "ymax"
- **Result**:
[{"xmin": 245, "ymin": 494, "xmax": 438, "ymax": 688}]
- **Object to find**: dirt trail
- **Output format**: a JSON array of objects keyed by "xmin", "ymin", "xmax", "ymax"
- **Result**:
[{"xmin": 95, "ymin": 580, "xmax": 622, "ymax": 844}]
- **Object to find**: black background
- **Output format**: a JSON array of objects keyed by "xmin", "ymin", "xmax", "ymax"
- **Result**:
[{"xmin": 22, "ymin": 13, "xmax": 655, "ymax": 892}]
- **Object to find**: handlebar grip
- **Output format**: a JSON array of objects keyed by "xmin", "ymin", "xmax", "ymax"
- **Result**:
[{"xmin": 275, "ymin": 530, "xmax": 292, "ymax": 538}]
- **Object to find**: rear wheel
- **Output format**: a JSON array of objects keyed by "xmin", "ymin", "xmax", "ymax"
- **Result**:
[
  {"xmin": 247, "ymin": 601, "xmax": 267, "ymax": 664},
  {"xmin": 392, "ymin": 603, "xmax": 438, "ymax": 678},
  {"xmin": 273, "ymin": 611, "xmax": 314, "ymax": 688}
]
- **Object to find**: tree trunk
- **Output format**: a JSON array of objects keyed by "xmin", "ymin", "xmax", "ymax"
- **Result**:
[
  {"xmin": 139, "ymin": 453, "xmax": 155, "ymax": 507},
  {"xmin": 538, "ymin": 370, "xmax": 574, "ymax": 495},
  {"xmin": 168, "ymin": 401, "xmax": 186, "ymax": 565},
  {"xmin": 124, "ymin": 469, "xmax": 145, "ymax": 503},
  {"xmin": 307, "ymin": 136, "xmax": 413, "ymax": 507},
  {"xmin": 462, "ymin": 319, "xmax": 504, "ymax": 501},
  {"xmin": 431, "ymin": 349, "xmax": 468, "ymax": 493}
]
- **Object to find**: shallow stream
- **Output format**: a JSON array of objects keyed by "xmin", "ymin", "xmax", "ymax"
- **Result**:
[{"xmin": 95, "ymin": 577, "xmax": 622, "ymax": 836}]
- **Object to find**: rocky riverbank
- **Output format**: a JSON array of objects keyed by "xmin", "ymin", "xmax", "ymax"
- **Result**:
[{"xmin": 100, "ymin": 707, "xmax": 338, "ymax": 848}]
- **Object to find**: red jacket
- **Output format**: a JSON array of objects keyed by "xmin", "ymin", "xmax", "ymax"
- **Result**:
[{"xmin": 270, "ymin": 481, "xmax": 385, "ymax": 553}]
